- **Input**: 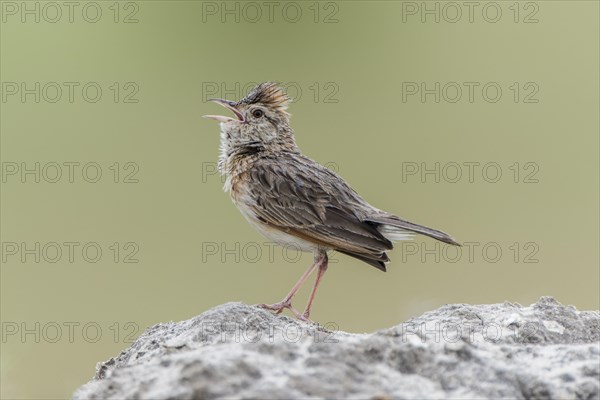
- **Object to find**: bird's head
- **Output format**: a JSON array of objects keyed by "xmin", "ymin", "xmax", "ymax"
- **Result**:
[{"xmin": 204, "ymin": 82, "xmax": 294, "ymax": 150}]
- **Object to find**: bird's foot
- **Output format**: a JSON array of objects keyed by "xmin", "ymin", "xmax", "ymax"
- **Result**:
[
  {"xmin": 256, "ymin": 300, "xmax": 296, "ymax": 315},
  {"xmin": 256, "ymin": 301, "xmax": 313, "ymax": 323},
  {"xmin": 301, "ymin": 310, "xmax": 312, "ymax": 322}
]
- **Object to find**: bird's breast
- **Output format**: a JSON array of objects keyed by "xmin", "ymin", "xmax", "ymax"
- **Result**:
[{"xmin": 230, "ymin": 185, "xmax": 321, "ymax": 253}]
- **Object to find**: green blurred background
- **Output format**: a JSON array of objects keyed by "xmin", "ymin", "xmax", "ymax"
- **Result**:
[{"xmin": 1, "ymin": 1, "xmax": 598, "ymax": 398}]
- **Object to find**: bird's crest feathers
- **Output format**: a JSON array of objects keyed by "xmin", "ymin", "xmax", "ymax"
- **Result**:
[{"xmin": 240, "ymin": 82, "xmax": 291, "ymax": 114}]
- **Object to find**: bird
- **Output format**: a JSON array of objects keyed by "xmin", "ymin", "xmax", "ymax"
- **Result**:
[{"xmin": 204, "ymin": 82, "xmax": 460, "ymax": 322}]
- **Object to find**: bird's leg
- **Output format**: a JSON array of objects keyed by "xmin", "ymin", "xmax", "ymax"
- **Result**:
[
  {"xmin": 257, "ymin": 252, "xmax": 326, "ymax": 317},
  {"xmin": 302, "ymin": 252, "xmax": 329, "ymax": 320}
]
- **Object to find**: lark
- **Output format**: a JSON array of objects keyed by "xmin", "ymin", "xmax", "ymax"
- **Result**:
[{"xmin": 204, "ymin": 82, "xmax": 460, "ymax": 321}]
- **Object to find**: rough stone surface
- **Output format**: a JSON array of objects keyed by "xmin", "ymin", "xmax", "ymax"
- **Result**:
[{"xmin": 73, "ymin": 297, "xmax": 600, "ymax": 400}]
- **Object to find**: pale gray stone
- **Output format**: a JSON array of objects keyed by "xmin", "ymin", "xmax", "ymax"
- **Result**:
[{"xmin": 73, "ymin": 297, "xmax": 600, "ymax": 400}]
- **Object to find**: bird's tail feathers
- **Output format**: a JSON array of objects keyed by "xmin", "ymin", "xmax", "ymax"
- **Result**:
[
  {"xmin": 377, "ymin": 225, "xmax": 415, "ymax": 241},
  {"xmin": 369, "ymin": 216, "xmax": 461, "ymax": 246}
]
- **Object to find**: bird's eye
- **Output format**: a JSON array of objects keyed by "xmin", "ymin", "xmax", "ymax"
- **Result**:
[{"xmin": 252, "ymin": 109, "xmax": 264, "ymax": 118}]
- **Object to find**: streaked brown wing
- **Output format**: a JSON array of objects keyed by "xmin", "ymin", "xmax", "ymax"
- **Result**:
[{"xmin": 244, "ymin": 155, "xmax": 393, "ymax": 267}]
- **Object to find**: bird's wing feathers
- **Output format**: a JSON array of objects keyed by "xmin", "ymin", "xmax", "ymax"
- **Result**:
[{"xmin": 244, "ymin": 156, "xmax": 393, "ymax": 265}]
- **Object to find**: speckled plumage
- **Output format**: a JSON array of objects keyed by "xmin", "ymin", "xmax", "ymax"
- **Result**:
[{"xmin": 204, "ymin": 82, "xmax": 460, "ymax": 320}]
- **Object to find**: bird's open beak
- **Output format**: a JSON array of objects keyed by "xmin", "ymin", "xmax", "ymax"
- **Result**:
[{"xmin": 203, "ymin": 99, "xmax": 245, "ymax": 123}]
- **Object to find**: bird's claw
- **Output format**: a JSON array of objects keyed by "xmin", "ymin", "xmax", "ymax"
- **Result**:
[{"xmin": 256, "ymin": 301, "xmax": 314, "ymax": 323}]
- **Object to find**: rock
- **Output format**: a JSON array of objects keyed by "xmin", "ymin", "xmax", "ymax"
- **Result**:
[{"xmin": 73, "ymin": 297, "xmax": 600, "ymax": 400}]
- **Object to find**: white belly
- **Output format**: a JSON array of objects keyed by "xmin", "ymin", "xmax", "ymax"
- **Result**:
[{"xmin": 235, "ymin": 200, "xmax": 323, "ymax": 253}]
